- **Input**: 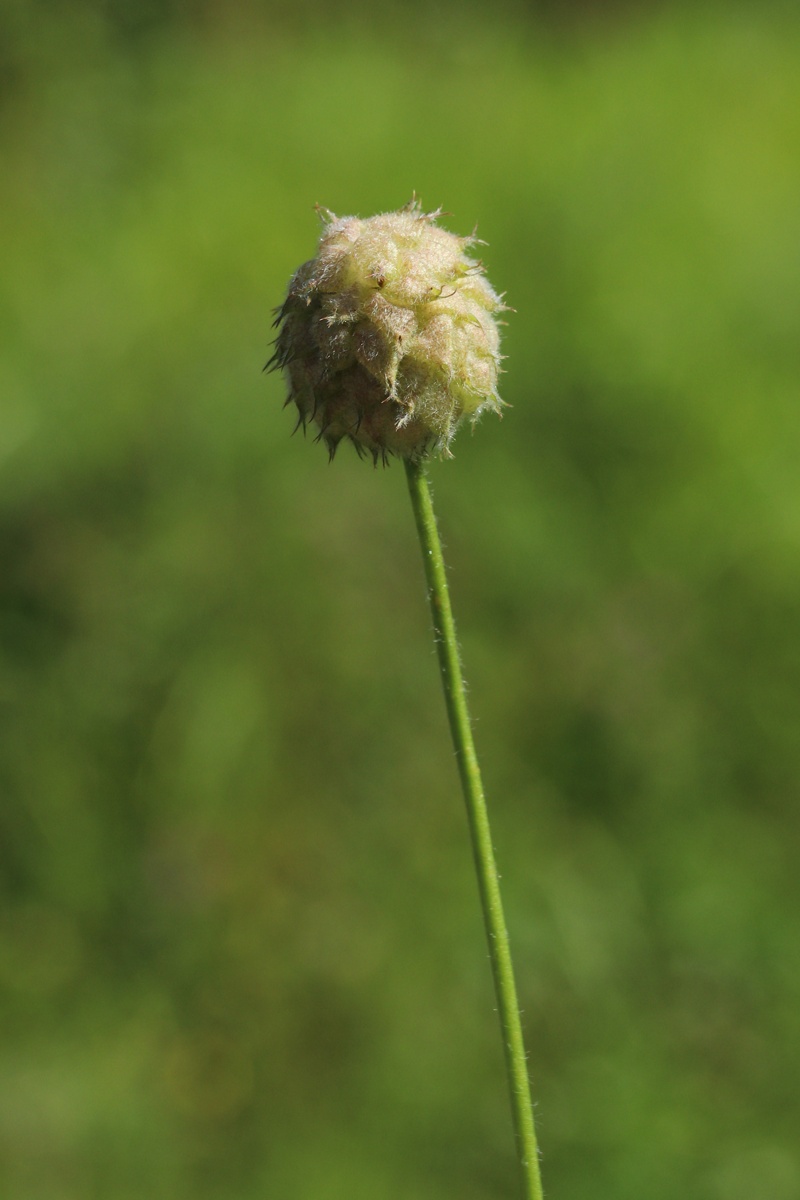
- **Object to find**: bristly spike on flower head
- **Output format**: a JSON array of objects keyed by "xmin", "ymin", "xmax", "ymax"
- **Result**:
[{"xmin": 272, "ymin": 200, "xmax": 506, "ymax": 462}]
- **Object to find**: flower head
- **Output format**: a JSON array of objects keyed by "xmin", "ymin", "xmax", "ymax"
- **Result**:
[{"xmin": 270, "ymin": 200, "xmax": 506, "ymax": 462}]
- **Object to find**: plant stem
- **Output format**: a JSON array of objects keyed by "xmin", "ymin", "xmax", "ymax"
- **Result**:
[{"xmin": 404, "ymin": 459, "xmax": 543, "ymax": 1200}]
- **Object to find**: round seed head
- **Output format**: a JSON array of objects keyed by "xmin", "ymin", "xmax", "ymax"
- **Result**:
[{"xmin": 271, "ymin": 200, "xmax": 507, "ymax": 462}]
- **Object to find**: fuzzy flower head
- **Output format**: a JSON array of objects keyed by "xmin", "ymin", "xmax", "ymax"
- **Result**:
[{"xmin": 271, "ymin": 200, "xmax": 507, "ymax": 462}]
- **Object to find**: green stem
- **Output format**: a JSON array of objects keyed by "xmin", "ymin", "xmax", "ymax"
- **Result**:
[{"xmin": 404, "ymin": 459, "xmax": 543, "ymax": 1200}]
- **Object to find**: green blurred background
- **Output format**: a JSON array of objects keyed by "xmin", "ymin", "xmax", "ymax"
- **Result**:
[{"xmin": 2, "ymin": 1, "xmax": 799, "ymax": 1197}]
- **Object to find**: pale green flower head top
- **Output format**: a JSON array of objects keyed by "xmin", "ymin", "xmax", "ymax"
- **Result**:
[{"xmin": 271, "ymin": 199, "xmax": 507, "ymax": 463}]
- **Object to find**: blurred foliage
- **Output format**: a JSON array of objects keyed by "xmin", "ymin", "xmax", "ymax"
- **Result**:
[{"xmin": 1, "ymin": 1, "xmax": 799, "ymax": 1197}]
